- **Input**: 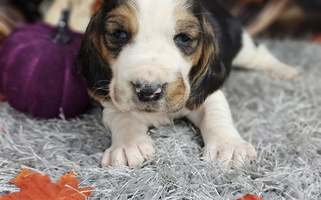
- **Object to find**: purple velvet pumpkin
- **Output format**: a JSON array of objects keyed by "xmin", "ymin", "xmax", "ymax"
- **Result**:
[{"xmin": 0, "ymin": 20, "xmax": 90, "ymax": 119}]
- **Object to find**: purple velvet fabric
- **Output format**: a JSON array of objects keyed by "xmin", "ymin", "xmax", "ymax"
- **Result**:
[{"xmin": 0, "ymin": 23, "xmax": 90, "ymax": 119}]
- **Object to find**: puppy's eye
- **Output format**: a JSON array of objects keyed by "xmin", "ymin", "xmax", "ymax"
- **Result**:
[
  {"xmin": 174, "ymin": 33, "xmax": 191, "ymax": 43},
  {"xmin": 113, "ymin": 30, "xmax": 127, "ymax": 39}
]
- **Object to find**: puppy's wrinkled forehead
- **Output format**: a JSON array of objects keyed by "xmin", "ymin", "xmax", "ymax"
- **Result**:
[
  {"xmin": 134, "ymin": 0, "xmax": 194, "ymax": 28},
  {"xmin": 106, "ymin": 0, "xmax": 199, "ymax": 38}
]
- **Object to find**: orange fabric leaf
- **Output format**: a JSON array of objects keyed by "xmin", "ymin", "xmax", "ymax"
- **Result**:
[
  {"xmin": 313, "ymin": 34, "xmax": 321, "ymax": 43},
  {"xmin": 0, "ymin": 169, "xmax": 93, "ymax": 200},
  {"xmin": 237, "ymin": 194, "xmax": 264, "ymax": 200},
  {"xmin": 0, "ymin": 93, "xmax": 5, "ymax": 101}
]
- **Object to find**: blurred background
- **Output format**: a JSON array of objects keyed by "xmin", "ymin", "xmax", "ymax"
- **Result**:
[
  {"xmin": 219, "ymin": 0, "xmax": 321, "ymax": 41},
  {"xmin": 1, "ymin": 0, "xmax": 321, "ymax": 43}
]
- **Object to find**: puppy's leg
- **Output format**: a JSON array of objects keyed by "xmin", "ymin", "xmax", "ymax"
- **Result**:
[
  {"xmin": 187, "ymin": 90, "xmax": 256, "ymax": 167},
  {"xmin": 232, "ymin": 31, "xmax": 299, "ymax": 80},
  {"xmin": 101, "ymin": 105, "xmax": 155, "ymax": 168}
]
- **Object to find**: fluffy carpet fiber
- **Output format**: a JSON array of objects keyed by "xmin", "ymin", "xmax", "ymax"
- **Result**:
[{"xmin": 1, "ymin": 40, "xmax": 321, "ymax": 199}]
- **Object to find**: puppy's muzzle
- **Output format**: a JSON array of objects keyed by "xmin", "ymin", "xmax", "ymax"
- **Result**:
[{"xmin": 133, "ymin": 82, "xmax": 166, "ymax": 102}]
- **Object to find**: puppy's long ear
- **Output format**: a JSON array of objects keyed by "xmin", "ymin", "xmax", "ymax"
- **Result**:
[
  {"xmin": 77, "ymin": 5, "xmax": 114, "ymax": 100},
  {"xmin": 186, "ymin": 11, "xmax": 230, "ymax": 110}
]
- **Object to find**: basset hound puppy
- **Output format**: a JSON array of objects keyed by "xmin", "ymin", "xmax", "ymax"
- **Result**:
[{"xmin": 77, "ymin": 0, "xmax": 298, "ymax": 168}]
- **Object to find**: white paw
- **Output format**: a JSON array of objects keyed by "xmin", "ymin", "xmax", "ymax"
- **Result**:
[
  {"xmin": 268, "ymin": 64, "xmax": 300, "ymax": 80},
  {"xmin": 202, "ymin": 137, "xmax": 257, "ymax": 168},
  {"xmin": 101, "ymin": 137, "xmax": 155, "ymax": 168}
]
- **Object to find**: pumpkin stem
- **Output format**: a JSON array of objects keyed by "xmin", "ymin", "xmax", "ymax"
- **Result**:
[{"xmin": 51, "ymin": 9, "xmax": 71, "ymax": 45}]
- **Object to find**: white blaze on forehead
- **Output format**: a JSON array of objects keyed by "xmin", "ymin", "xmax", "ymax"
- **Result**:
[{"xmin": 134, "ymin": 0, "xmax": 188, "ymax": 43}]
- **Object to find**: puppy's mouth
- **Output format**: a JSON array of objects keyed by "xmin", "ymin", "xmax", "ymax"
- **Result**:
[
  {"xmin": 139, "ymin": 107, "xmax": 158, "ymax": 113},
  {"xmin": 112, "ymin": 77, "xmax": 188, "ymax": 113},
  {"xmin": 113, "ymin": 93, "xmax": 186, "ymax": 113},
  {"xmin": 136, "ymin": 102, "xmax": 161, "ymax": 113},
  {"xmin": 134, "ymin": 101, "xmax": 185, "ymax": 114}
]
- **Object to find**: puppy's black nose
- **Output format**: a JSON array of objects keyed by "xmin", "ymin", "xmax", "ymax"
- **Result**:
[{"xmin": 133, "ymin": 82, "xmax": 164, "ymax": 102}]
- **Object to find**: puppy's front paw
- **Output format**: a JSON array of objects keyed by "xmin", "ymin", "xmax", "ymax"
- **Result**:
[
  {"xmin": 202, "ymin": 137, "xmax": 257, "ymax": 168},
  {"xmin": 101, "ymin": 137, "xmax": 155, "ymax": 168}
]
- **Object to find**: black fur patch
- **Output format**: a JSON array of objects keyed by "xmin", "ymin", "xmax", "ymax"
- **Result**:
[
  {"xmin": 77, "ymin": 1, "xmax": 120, "ymax": 99},
  {"xmin": 186, "ymin": 0, "xmax": 243, "ymax": 110},
  {"xmin": 201, "ymin": 0, "xmax": 243, "ymax": 64}
]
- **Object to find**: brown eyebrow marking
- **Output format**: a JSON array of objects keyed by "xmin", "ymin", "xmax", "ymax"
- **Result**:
[
  {"xmin": 103, "ymin": 4, "xmax": 139, "ymax": 55},
  {"xmin": 176, "ymin": 20, "xmax": 202, "ymax": 37},
  {"xmin": 106, "ymin": 5, "xmax": 139, "ymax": 35}
]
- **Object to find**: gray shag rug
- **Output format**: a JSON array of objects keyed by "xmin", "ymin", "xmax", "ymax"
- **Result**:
[{"xmin": 1, "ymin": 40, "xmax": 321, "ymax": 200}]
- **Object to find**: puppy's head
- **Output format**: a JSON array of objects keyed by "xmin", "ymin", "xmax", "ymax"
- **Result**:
[{"xmin": 77, "ymin": 0, "xmax": 228, "ymax": 113}]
